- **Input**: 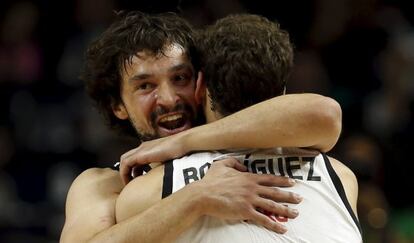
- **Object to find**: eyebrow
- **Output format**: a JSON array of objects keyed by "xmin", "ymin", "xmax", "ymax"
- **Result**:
[
  {"xmin": 128, "ymin": 73, "xmax": 151, "ymax": 83},
  {"xmin": 169, "ymin": 63, "xmax": 193, "ymax": 73},
  {"xmin": 128, "ymin": 63, "xmax": 194, "ymax": 83}
]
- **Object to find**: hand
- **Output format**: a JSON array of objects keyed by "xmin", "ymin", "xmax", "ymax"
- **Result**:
[
  {"xmin": 195, "ymin": 158, "xmax": 302, "ymax": 234},
  {"xmin": 119, "ymin": 135, "xmax": 186, "ymax": 185}
]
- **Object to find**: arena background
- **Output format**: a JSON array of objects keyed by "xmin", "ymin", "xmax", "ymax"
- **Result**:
[{"xmin": 0, "ymin": 0, "xmax": 413, "ymax": 242}]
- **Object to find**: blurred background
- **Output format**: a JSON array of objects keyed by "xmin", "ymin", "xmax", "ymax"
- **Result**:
[{"xmin": 0, "ymin": 0, "xmax": 413, "ymax": 242}]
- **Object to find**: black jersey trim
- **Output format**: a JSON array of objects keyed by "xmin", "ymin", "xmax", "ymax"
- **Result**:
[
  {"xmin": 111, "ymin": 162, "xmax": 151, "ymax": 175},
  {"xmin": 162, "ymin": 160, "xmax": 174, "ymax": 198},
  {"xmin": 112, "ymin": 162, "xmax": 120, "ymax": 171},
  {"xmin": 142, "ymin": 164, "xmax": 152, "ymax": 173},
  {"xmin": 322, "ymin": 154, "xmax": 362, "ymax": 234}
]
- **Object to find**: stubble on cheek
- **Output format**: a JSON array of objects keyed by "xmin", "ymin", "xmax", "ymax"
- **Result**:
[{"xmin": 127, "ymin": 113, "xmax": 160, "ymax": 141}]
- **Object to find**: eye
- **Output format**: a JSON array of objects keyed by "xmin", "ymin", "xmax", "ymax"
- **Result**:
[
  {"xmin": 173, "ymin": 73, "xmax": 192, "ymax": 85},
  {"xmin": 137, "ymin": 82, "xmax": 155, "ymax": 91}
]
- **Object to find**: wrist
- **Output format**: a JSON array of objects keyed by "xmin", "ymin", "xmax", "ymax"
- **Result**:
[
  {"xmin": 182, "ymin": 123, "xmax": 222, "ymax": 153},
  {"xmin": 183, "ymin": 180, "xmax": 210, "ymax": 217},
  {"xmin": 179, "ymin": 126, "xmax": 200, "ymax": 153}
]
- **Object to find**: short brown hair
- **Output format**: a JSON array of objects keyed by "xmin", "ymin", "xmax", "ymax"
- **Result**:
[{"xmin": 198, "ymin": 14, "xmax": 294, "ymax": 116}]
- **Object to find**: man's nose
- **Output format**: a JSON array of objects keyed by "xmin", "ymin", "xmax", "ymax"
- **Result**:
[{"xmin": 155, "ymin": 82, "xmax": 180, "ymax": 108}]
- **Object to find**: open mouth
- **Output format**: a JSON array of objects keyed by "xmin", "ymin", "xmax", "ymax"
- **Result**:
[{"xmin": 157, "ymin": 113, "xmax": 188, "ymax": 131}]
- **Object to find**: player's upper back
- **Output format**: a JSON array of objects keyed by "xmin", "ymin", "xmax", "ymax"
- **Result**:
[{"xmin": 163, "ymin": 148, "xmax": 362, "ymax": 243}]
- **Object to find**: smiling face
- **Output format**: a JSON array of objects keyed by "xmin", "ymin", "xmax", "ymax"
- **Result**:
[{"xmin": 113, "ymin": 43, "xmax": 200, "ymax": 140}]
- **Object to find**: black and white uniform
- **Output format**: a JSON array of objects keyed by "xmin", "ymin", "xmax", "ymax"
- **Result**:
[{"xmin": 162, "ymin": 148, "xmax": 362, "ymax": 243}]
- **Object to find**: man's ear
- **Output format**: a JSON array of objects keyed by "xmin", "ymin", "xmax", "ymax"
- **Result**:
[
  {"xmin": 195, "ymin": 71, "xmax": 206, "ymax": 105},
  {"xmin": 112, "ymin": 101, "xmax": 129, "ymax": 120}
]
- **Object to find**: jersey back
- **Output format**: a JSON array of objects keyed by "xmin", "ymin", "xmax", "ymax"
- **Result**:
[{"xmin": 162, "ymin": 148, "xmax": 362, "ymax": 243}]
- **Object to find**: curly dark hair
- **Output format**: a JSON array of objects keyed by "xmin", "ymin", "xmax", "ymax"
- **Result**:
[
  {"xmin": 197, "ymin": 14, "xmax": 294, "ymax": 116},
  {"xmin": 81, "ymin": 11, "xmax": 199, "ymax": 136}
]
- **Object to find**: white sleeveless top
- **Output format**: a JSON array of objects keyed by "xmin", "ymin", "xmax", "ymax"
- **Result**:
[{"xmin": 162, "ymin": 148, "xmax": 362, "ymax": 243}]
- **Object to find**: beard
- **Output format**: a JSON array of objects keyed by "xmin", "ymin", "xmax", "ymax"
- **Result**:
[{"xmin": 131, "ymin": 103, "xmax": 206, "ymax": 142}]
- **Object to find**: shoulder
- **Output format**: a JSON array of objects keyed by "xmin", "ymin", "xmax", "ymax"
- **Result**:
[
  {"xmin": 327, "ymin": 157, "xmax": 358, "ymax": 189},
  {"xmin": 116, "ymin": 164, "xmax": 165, "ymax": 222},
  {"xmin": 61, "ymin": 167, "xmax": 123, "ymax": 242},
  {"xmin": 68, "ymin": 167, "xmax": 122, "ymax": 196},
  {"xmin": 327, "ymin": 156, "xmax": 359, "ymax": 217},
  {"xmin": 65, "ymin": 167, "xmax": 123, "ymax": 214},
  {"xmin": 76, "ymin": 167, "xmax": 119, "ymax": 181},
  {"xmin": 65, "ymin": 167, "xmax": 123, "ymax": 212}
]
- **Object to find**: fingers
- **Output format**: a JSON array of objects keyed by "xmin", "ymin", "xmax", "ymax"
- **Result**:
[
  {"xmin": 120, "ymin": 147, "xmax": 139, "ymax": 162},
  {"xmin": 212, "ymin": 158, "xmax": 247, "ymax": 172},
  {"xmin": 132, "ymin": 166, "xmax": 144, "ymax": 178},
  {"xmin": 248, "ymin": 209, "xmax": 288, "ymax": 234},
  {"xmin": 119, "ymin": 148, "xmax": 138, "ymax": 185},
  {"xmin": 119, "ymin": 145, "xmax": 153, "ymax": 185},
  {"xmin": 254, "ymin": 173, "xmax": 296, "ymax": 187},
  {"xmin": 253, "ymin": 197, "xmax": 299, "ymax": 220},
  {"xmin": 119, "ymin": 159, "xmax": 133, "ymax": 185},
  {"xmin": 257, "ymin": 187, "xmax": 302, "ymax": 204}
]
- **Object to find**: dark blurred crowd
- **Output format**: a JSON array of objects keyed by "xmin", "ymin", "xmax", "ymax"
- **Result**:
[{"xmin": 0, "ymin": 0, "xmax": 413, "ymax": 242}]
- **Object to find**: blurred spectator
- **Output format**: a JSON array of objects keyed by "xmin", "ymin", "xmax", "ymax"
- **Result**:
[
  {"xmin": 365, "ymin": 6, "xmax": 414, "ymax": 140},
  {"xmin": 335, "ymin": 133, "xmax": 392, "ymax": 242},
  {"xmin": 0, "ymin": 1, "xmax": 413, "ymax": 242},
  {"xmin": 57, "ymin": 0, "xmax": 115, "ymax": 87},
  {"xmin": 0, "ymin": 1, "xmax": 42, "ymax": 85}
]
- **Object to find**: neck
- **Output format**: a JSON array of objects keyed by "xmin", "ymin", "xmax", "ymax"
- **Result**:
[
  {"xmin": 204, "ymin": 97, "xmax": 223, "ymax": 123},
  {"xmin": 206, "ymin": 110, "xmax": 222, "ymax": 123}
]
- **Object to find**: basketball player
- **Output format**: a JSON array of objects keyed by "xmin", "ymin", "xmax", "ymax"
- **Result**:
[
  {"xmin": 115, "ymin": 14, "xmax": 362, "ymax": 242},
  {"xmin": 61, "ymin": 11, "xmax": 342, "ymax": 242}
]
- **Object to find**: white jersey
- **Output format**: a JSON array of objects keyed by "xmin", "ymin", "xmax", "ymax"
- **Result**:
[{"xmin": 162, "ymin": 148, "xmax": 362, "ymax": 243}]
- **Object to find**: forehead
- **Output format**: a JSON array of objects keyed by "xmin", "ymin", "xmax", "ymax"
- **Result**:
[{"xmin": 122, "ymin": 43, "xmax": 192, "ymax": 77}]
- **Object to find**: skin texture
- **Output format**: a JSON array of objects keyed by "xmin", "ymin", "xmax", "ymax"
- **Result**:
[
  {"xmin": 61, "ymin": 46, "xmax": 343, "ymax": 243},
  {"xmin": 61, "ymin": 11, "xmax": 345, "ymax": 243},
  {"xmin": 114, "ymin": 78, "xmax": 355, "ymax": 243},
  {"xmin": 116, "ymin": 158, "xmax": 301, "ymax": 241},
  {"xmin": 119, "ymin": 92, "xmax": 342, "ymax": 184},
  {"xmin": 112, "ymin": 13, "xmax": 355, "ymax": 241},
  {"xmin": 113, "ymin": 44, "xmax": 199, "ymax": 140},
  {"xmin": 115, "ymin": 157, "xmax": 359, "ymax": 243}
]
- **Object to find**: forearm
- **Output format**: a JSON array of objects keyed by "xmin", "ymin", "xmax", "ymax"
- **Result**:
[
  {"xmin": 89, "ymin": 183, "xmax": 203, "ymax": 243},
  {"xmin": 182, "ymin": 93, "xmax": 341, "ymax": 152}
]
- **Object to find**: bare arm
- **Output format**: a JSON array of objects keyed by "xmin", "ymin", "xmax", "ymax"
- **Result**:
[
  {"xmin": 183, "ymin": 93, "xmax": 341, "ymax": 152},
  {"xmin": 60, "ymin": 168, "xmax": 123, "ymax": 243},
  {"xmin": 92, "ymin": 182, "xmax": 204, "ymax": 243},
  {"xmin": 329, "ymin": 157, "xmax": 359, "ymax": 217},
  {"xmin": 120, "ymin": 93, "xmax": 342, "ymax": 184},
  {"xmin": 115, "ymin": 159, "xmax": 301, "ymax": 243},
  {"xmin": 61, "ymin": 161, "xmax": 300, "ymax": 243},
  {"xmin": 60, "ymin": 167, "xmax": 201, "ymax": 243}
]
